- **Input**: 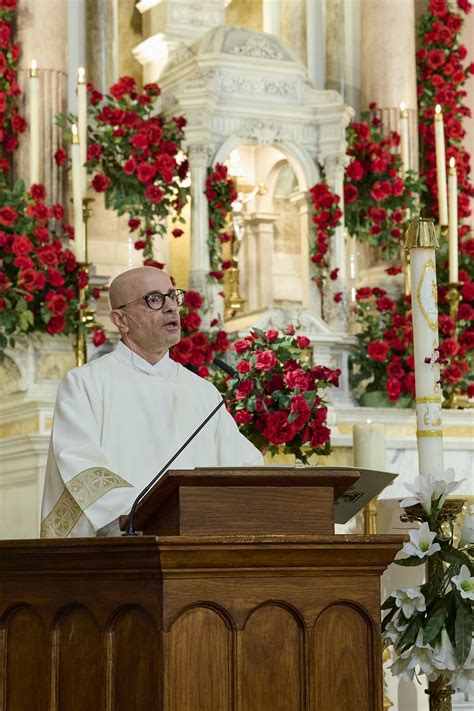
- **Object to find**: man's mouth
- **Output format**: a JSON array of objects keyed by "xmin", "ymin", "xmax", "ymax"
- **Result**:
[{"xmin": 163, "ymin": 318, "xmax": 180, "ymax": 330}]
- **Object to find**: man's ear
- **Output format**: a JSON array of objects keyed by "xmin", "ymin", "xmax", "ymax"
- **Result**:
[{"xmin": 110, "ymin": 309, "xmax": 129, "ymax": 334}]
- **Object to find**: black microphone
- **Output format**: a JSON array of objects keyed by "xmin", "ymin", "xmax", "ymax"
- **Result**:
[{"xmin": 122, "ymin": 357, "xmax": 241, "ymax": 535}]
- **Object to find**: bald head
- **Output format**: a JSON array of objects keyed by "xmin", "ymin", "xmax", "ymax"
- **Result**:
[{"xmin": 109, "ymin": 267, "xmax": 173, "ymax": 309}]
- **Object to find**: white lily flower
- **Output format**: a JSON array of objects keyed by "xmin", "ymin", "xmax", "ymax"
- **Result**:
[
  {"xmin": 451, "ymin": 564, "xmax": 474, "ymax": 600},
  {"xmin": 460, "ymin": 505, "xmax": 474, "ymax": 546},
  {"xmin": 383, "ymin": 620, "xmax": 403, "ymax": 646},
  {"xmin": 393, "ymin": 587, "xmax": 426, "ymax": 619},
  {"xmin": 451, "ymin": 646, "xmax": 474, "ymax": 693},
  {"xmin": 431, "ymin": 628, "xmax": 458, "ymax": 672},
  {"xmin": 401, "ymin": 469, "xmax": 465, "ymax": 514},
  {"xmin": 402, "ymin": 521, "xmax": 441, "ymax": 559},
  {"xmin": 390, "ymin": 632, "xmax": 435, "ymax": 681}
]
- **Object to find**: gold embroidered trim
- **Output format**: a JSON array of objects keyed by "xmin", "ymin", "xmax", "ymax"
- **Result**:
[
  {"xmin": 416, "ymin": 396, "xmax": 441, "ymax": 404},
  {"xmin": 41, "ymin": 467, "xmax": 132, "ymax": 538},
  {"xmin": 416, "ymin": 430, "xmax": 443, "ymax": 438}
]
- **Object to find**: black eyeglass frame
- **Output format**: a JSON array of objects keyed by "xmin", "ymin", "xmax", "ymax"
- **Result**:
[{"xmin": 117, "ymin": 289, "xmax": 186, "ymax": 311}]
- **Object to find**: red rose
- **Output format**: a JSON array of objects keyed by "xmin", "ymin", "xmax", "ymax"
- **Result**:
[
  {"xmin": 427, "ymin": 49, "xmax": 446, "ymax": 70},
  {"xmin": 262, "ymin": 411, "xmax": 297, "ymax": 446},
  {"xmin": 54, "ymin": 147, "xmax": 68, "ymax": 167},
  {"xmin": 235, "ymin": 378, "xmax": 254, "ymax": 400},
  {"xmin": 376, "ymin": 296, "xmax": 395, "ymax": 312},
  {"xmin": 46, "ymin": 293, "xmax": 68, "ymax": 316},
  {"xmin": 255, "ymin": 349, "xmax": 278, "ymax": 371},
  {"xmin": 236, "ymin": 360, "xmax": 251, "ymax": 375},
  {"xmin": 367, "ymin": 341, "xmax": 390, "ymax": 362},
  {"xmin": 18, "ymin": 268, "xmax": 46, "ymax": 292},
  {"xmin": 265, "ymin": 329, "xmax": 279, "ymax": 342},
  {"xmin": 387, "ymin": 359, "xmax": 405, "ymax": 379},
  {"xmin": 181, "ymin": 310, "xmax": 201, "ymax": 332},
  {"xmin": 183, "ymin": 290, "xmax": 203, "ymax": 309},
  {"xmin": 438, "ymin": 314, "xmax": 456, "ymax": 336},
  {"xmin": 344, "ymin": 184, "xmax": 359, "ymax": 204},
  {"xmin": 290, "ymin": 394, "xmax": 311, "ymax": 427},
  {"xmin": 461, "ymin": 282, "xmax": 474, "ymax": 302},
  {"xmin": 110, "ymin": 75, "xmax": 135, "ymax": 100},
  {"xmin": 440, "ymin": 338, "xmax": 459, "ymax": 357},
  {"xmin": 137, "ymin": 161, "xmax": 155, "ymax": 183},
  {"xmin": 29, "ymin": 183, "xmax": 46, "ymax": 201},
  {"xmin": 131, "ymin": 132, "xmax": 148, "ymax": 149},
  {"xmin": 92, "ymin": 329, "xmax": 106, "ymax": 347},
  {"xmin": 310, "ymin": 423, "xmax": 331, "ymax": 448},
  {"xmin": 12, "ymin": 235, "xmax": 34, "ymax": 256},
  {"xmin": 123, "ymin": 158, "xmax": 136, "ymax": 175},
  {"xmin": 92, "ymin": 173, "xmax": 111, "ymax": 193},
  {"xmin": 386, "ymin": 378, "xmax": 401, "ymax": 402},
  {"xmin": 172, "ymin": 228, "xmax": 183, "ymax": 238},
  {"xmin": 0, "ymin": 206, "xmax": 17, "ymax": 226},
  {"xmin": 234, "ymin": 410, "xmax": 253, "ymax": 425},
  {"xmin": 458, "ymin": 304, "xmax": 474, "ymax": 321},
  {"xmin": 46, "ymin": 315, "xmax": 66, "ymax": 335},
  {"xmin": 36, "ymin": 246, "xmax": 59, "ymax": 267},
  {"xmin": 13, "ymin": 256, "xmax": 33, "ymax": 269},
  {"xmin": 284, "ymin": 368, "xmax": 309, "ymax": 391},
  {"xmin": 233, "ymin": 338, "xmax": 253, "ymax": 354},
  {"xmin": 285, "ymin": 324, "xmax": 295, "ymax": 336},
  {"xmin": 171, "ymin": 338, "xmax": 193, "ymax": 364},
  {"xmin": 47, "ymin": 269, "xmax": 64, "ymax": 287},
  {"xmin": 144, "ymin": 185, "xmax": 164, "ymax": 203},
  {"xmin": 296, "ymin": 335, "xmax": 311, "ymax": 348},
  {"xmin": 458, "ymin": 330, "xmax": 474, "ymax": 349},
  {"xmin": 443, "ymin": 364, "xmax": 462, "ymax": 384},
  {"xmin": 356, "ymin": 287, "xmax": 372, "ymax": 300},
  {"xmin": 346, "ymin": 160, "xmax": 364, "ymax": 181},
  {"xmin": 86, "ymin": 143, "xmax": 102, "ymax": 162}
]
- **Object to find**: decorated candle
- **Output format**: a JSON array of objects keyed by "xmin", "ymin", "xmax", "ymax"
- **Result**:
[
  {"xmin": 29, "ymin": 59, "xmax": 40, "ymax": 185},
  {"xmin": 448, "ymin": 157, "xmax": 458, "ymax": 284},
  {"xmin": 353, "ymin": 421, "xmax": 386, "ymax": 470},
  {"xmin": 399, "ymin": 102, "xmax": 409, "ymax": 177},
  {"xmin": 77, "ymin": 67, "xmax": 88, "ymax": 194},
  {"xmin": 434, "ymin": 105, "xmax": 448, "ymax": 226},
  {"xmin": 405, "ymin": 218, "xmax": 443, "ymax": 477},
  {"xmin": 71, "ymin": 124, "xmax": 85, "ymax": 262}
]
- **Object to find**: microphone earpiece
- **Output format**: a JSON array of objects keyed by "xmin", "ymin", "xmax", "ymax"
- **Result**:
[{"xmin": 126, "ymin": 313, "xmax": 143, "ymax": 328}]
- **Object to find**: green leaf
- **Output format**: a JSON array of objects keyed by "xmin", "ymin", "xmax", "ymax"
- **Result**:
[
  {"xmin": 287, "ymin": 411, "xmax": 299, "ymax": 424},
  {"xmin": 439, "ymin": 549, "xmax": 472, "ymax": 568},
  {"xmin": 395, "ymin": 556, "xmax": 426, "ymax": 567},
  {"xmin": 423, "ymin": 602, "xmax": 446, "ymax": 645},
  {"xmin": 454, "ymin": 600, "xmax": 473, "ymax": 666},
  {"xmin": 381, "ymin": 596, "xmax": 396, "ymax": 610},
  {"xmin": 398, "ymin": 612, "xmax": 422, "ymax": 652}
]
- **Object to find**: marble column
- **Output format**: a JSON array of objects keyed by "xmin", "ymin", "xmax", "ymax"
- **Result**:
[
  {"xmin": 325, "ymin": 0, "xmax": 345, "ymax": 96},
  {"xmin": 323, "ymin": 155, "xmax": 349, "ymax": 333},
  {"xmin": 245, "ymin": 213, "xmax": 278, "ymax": 311},
  {"xmin": 361, "ymin": 0, "xmax": 418, "ymax": 171},
  {"xmin": 86, "ymin": 0, "xmax": 116, "ymax": 95},
  {"xmin": 15, "ymin": 0, "xmax": 68, "ymax": 204},
  {"xmin": 306, "ymin": 0, "xmax": 325, "ymax": 90}
]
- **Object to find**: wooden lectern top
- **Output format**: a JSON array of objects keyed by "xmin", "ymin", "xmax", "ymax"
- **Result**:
[{"xmin": 121, "ymin": 466, "xmax": 360, "ymax": 537}]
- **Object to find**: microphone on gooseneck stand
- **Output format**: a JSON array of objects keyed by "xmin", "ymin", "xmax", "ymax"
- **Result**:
[{"xmin": 122, "ymin": 357, "xmax": 242, "ymax": 535}]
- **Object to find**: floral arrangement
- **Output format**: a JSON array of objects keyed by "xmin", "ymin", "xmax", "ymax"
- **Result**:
[
  {"xmin": 205, "ymin": 163, "xmax": 237, "ymax": 282},
  {"xmin": 417, "ymin": 0, "xmax": 474, "ymax": 230},
  {"xmin": 349, "ymin": 286, "xmax": 416, "ymax": 406},
  {"xmin": 308, "ymin": 182, "xmax": 342, "ymax": 287},
  {"xmin": 0, "ymin": 181, "xmax": 99, "ymax": 360},
  {"xmin": 382, "ymin": 469, "xmax": 473, "ymax": 694},
  {"xmin": 56, "ymin": 76, "xmax": 190, "ymax": 260},
  {"xmin": 344, "ymin": 107, "xmax": 424, "ymax": 258},
  {"xmin": 212, "ymin": 327, "xmax": 340, "ymax": 462},
  {"xmin": 0, "ymin": 0, "xmax": 25, "ymax": 171},
  {"xmin": 170, "ymin": 289, "xmax": 229, "ymax": 373}
]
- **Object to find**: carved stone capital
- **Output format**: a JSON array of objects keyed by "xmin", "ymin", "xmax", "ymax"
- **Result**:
[{"xmin": 187, "ymin": 143, "xmax": 213, "ymax": 167}]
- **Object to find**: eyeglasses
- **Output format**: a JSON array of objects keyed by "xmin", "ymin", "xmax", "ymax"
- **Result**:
[{"xmin": 118, "ymin": 289, "xmax": 186, "ymax": 311}]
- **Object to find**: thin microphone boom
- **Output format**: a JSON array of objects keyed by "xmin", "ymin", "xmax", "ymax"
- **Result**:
[{"xmin": 122, "ymin": 357, "xmax": 240, "ymax": 535}]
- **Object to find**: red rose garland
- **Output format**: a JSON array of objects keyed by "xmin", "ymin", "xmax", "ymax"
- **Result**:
[
  {"xmin": 205, "ymin": 163, "xmax": 237, "ymax": 283},
  {"xmin": 0, "ymin": 0, "xmax": 26, "ymax": 173},
  {"xmin": 56, "ymin": 76, "xmax": 190, "ymax": 261},
  {"xmin": 308, "ymin": 182, "xmax": 342, "ymax": 288}
]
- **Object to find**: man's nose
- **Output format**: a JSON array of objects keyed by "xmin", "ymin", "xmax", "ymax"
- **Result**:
[{"xmin": 163, "ymin": 293, "xmax": 178, "ymax": 311}]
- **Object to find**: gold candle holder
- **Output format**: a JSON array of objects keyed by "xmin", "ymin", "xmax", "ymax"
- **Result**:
[
  {"xmin": 445, "ymin": 281, "xmax": 462, "ymax": 328},
  {"xmin": 224, "ymin": 267, "xmax": 246, "ymax": 320},
  {"xmin": 75, "ymin": 198, "xmax": 95, "ymax": 366}
]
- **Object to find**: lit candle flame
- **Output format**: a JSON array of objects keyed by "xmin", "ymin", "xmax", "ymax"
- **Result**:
[
  {"xmin": 71, "ymin": 123, "xmax": 78, "ymax": 137},
  {"xmin": 78, "ymin": 67, "xmax": 86, "ymax": 83},
  {"xmin": 435, "ymin": 104, "xmax": 442, "ymax": 114},
  {"xmin": 367, "ymin": 419, "xmax": 372, "ymax": 425},
  {"xmin": 400, "ymin": 101, "xmax": 406, "ymax": 112},
  {"xmin": 449, "ymin": 157, "xmax": 455, "ymax": 169},
  {"xmin": 31, "ymin": 58, "xmax": 37, "ymax": 71}
]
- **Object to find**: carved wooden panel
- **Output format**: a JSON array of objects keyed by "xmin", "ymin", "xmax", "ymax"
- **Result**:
[
  {"xmin": 2, "ymin": 605, "xmax": 48, "ymax": 711},
  {"xmin": 240, "ymin": 604, "xmax": 304, "ymax": 711},
  {"xmin": 109, "ymin": 606, "xmax": 160, "ymax": 711},
  {"xmin": 312, "ymin": 603, "xmax": 374, "ymax": 711},
  {"xmin": 54, "ymin": 606, "xmax": 103, "ymax": 711},
  {"xmin": 166, "ymin": 606, "xmax": 232, "ymax": 711}
]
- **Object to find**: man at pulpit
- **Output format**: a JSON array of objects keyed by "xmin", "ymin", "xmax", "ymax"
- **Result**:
[{"xmin": 40, "ymin": 266, "xmax": 263, "ymax": 538}]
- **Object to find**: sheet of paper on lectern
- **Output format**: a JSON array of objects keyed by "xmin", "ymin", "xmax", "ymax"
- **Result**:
[{"xmin": 331, "ymin": 466, "xmax": 398, "ymax": 524}]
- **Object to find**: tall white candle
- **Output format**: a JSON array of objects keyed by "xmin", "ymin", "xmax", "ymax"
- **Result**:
[
  {"xmin": 399, "ymin": 102, "xmax": 410, "ymax": 177},
  {"xmin": 405, "ymin": 218, "xmax": 443, "ymax": 477},
  {"xmin": 434, "ymin": 105, "xmax": 448, "ymax": 226},
  {"xmin": 353, "ymin": 422, "xmax": 386, "ymax": 470},
  {"xmin": 71, "ymin": 124, "xmax": 85, "ymax": 262},
  {"xmin": 77, "ymin": 67, "xmax": 88, "ymax": 194},
  {"xmin": 29, "ymin": 59, "xmax": 40, "ymax": 185},
  {"xmin": 448, "ymin": 157, "xmax": 458, "ymax": 283}
]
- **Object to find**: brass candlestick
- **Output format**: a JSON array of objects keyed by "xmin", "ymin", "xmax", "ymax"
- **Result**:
[
  {"xmin": 224, "ymin": 266, "xmax": 246, "ymax": 320},
  {"xmin": 74, "ymin": 197, "xmax": 95, "ymax": 366},
  {"xmin": 445, "ymin": 281, "xmax": 462, "ymax": 328}
]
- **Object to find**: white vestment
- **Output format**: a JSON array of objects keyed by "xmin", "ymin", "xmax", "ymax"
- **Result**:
[{"xmin": 41, "ymin": 341, "xmax": 263, "ymax": 538}]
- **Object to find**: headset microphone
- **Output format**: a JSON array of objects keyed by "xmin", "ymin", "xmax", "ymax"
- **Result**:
[{"xmin": 126, "ymin": 313, "xmax": 143, "ymax": 328}]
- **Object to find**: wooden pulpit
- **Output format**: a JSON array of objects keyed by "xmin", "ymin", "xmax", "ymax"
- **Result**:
[{"xmin": 0, "ymin": 467, "xmax": 405, "ymax": 711}]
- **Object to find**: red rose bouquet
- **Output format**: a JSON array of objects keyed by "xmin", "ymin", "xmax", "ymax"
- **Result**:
[
  {"xmin": 344, "ymin": 107, "xmax": 424, "ymax": 257},
  {"xmin": 170, "ymin": 289, "xmax": 230, "ymax": 372},
  {"xmin": 56, "ymin": 76, "xmax": 190, "ymax": 260},
  {"xmin": 205, "ymin": 163, "xmax": 237, "ymax": 282},
  {"xmin": 0, "ymin": 181, "xmax": 98, "ymax": 360},
  {"xmin": 350, "ymin": 287, "xmax": 416, "ymax": 406},
  {"xmin": 212, "ymin": 328, "xmax": 340, "ymax": 462}
]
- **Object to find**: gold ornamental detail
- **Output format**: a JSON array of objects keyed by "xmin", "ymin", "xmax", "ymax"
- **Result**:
[
  {"xmin": 41, "ymin": 467, "xmax": 132, "ymax": 538},
  {"xmin": 417, "ymin": 259, "xmax": 438, "ymax": 332}
]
